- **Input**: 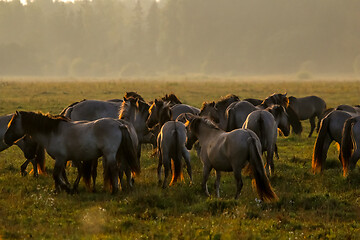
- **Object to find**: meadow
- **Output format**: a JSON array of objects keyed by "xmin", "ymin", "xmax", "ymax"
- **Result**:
[{"xmin": 0, "ymin": 77, "xmax": 359, "ymax": 239}]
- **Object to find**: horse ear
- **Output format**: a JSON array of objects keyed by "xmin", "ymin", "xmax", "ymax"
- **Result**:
[
  {"xmin": 15, "ymin": 110, "xmax": 19, "ymax": 115},
  {"xmin": 154, "ymin": 99, "xmax": 158, "ymax": 104},
  {"xmin": 284, "ymin": 92, "xmax": 287, "ymax": 97},
  {"xmin": 136, "ymin": 99, "xmax": 140, "ymax": 108}
]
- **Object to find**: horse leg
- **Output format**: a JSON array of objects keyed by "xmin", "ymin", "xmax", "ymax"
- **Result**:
[
  {"xmin": 53, "ymin": 160, "xmax": 70, "ymax": 193},
  {"xmin": 215, "ymin": 170, "xmax": 221, "ymax": 198},
  {"xmin": 91, "ymin": 159, "xmax": 98, "ymax": 192},
  {"xmin": 20, "ymin": 159, "xmax": 30, "ymax": 176},
  {"xmin": 234, "ymin": 170, "xmax": 243, "ymax": 200},
  {"xmin": 162, "ymin": 154, "xmax": 171, "ymax": 189},
  {"xmin": 349, "ymin": 149, "xmax": 360, "ymax": 170},
  {"xmin": 275, "ymin": 144, "xmax": 279, "ymax": 160},
  {"xmin": 108, "ymin": 159, "xmax": 119, "ymax": 194},
  {"xmin": 267, "ymin": 146, "xmax": 275, "ymax": 176},
  {"xmin": 72, "ymin": 162, "xmax": 83, "ymax": 194},
  {"xmin": 31, "ymin": 158, "xmax": 39, "ymax": 177},
  {"xmin": 157, "ymin": 151, "xmax": 163, "ymax": 186},
  {"xmin": 182, "ymin": 148, "xmax": 192, "ymax": 183},
  {"xmin": 202, "ymin": 164, "xmax": 212, "ymax": 197},
  {"xmin": 308, "ymin": 117, "xmax": 316, "ymax": 137}
]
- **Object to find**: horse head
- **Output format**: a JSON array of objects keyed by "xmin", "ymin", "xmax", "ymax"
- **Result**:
[
  {"xmin": 147, "ymin": 99, "xmax": 172, "ymax": 128},
  {"xmin": 184, "ymin": 114, "xmax": 199, "ymax": 150},
  {"xmin": 4, "ymin": 111, "xmax": 24, "ymax": 146},
  {"xmin": 199, "ymin": 101, "xmax": 219, "ymax": 123},
  {"xmin": 268, "ymin": 105, "xmax": 290, "ymax": 136}
]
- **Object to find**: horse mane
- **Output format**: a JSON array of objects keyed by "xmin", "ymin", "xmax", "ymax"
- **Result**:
[
  {"xmin": 124, "ymin": 91, "xmax": 145, "ymax": 102},
  {"xmin": 161, "ymin": 93, "xmax": 182, "ymax": 104},
  {"xmin": 200, "ymin": 101, "xmax": 215, "ymax": 112},
  {"xmin": 18, "ymin": 111, "xmax": 69, "ymax": 135},
  {"xmin": 215, "ymin": 94, "xmax": 240, "ymax": 108},
  {"xmin": 191, "ymin": 116, "xmax": 221, "ymax": 133}
]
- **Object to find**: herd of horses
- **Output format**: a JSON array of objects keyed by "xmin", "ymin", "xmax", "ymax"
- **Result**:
[{"xmin": 1, "ymin": 91, "xmax": 360, "ymax": 202}]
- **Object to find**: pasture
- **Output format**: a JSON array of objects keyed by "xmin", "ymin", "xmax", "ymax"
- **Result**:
[{"xmin": 0, "ymin": 77, "xmax": 359, "ymax": 239}]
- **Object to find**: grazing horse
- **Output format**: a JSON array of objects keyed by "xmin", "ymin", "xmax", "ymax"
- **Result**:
[
  {"xmin": 341, "ymin": 116, "xmax": 360, "ymax": 175},
  {"xmin": 288, "ymin": 96, "xmax": 327, "ymax": 137},
  {"xmin": 242, "ymin": 105, "xmax": 290, "ymax": 175},
  {"xmin": 0, "ymin": 114, "xmax": 45, "ymax": 176},
  {"xmin": 4, "ymin": 111, "xmax": 140, "ymax": 194},
  {"xmin": 200, "ymin": 94, "xmax": 240, "ymax": 130},
  {"xmin": 156, "ymin": 121, "xmax": 192, "ymax": 188},
  {"xmin": 185, "ymin": 115, "xmax": 277, "ymax": 201},
  {"xmin": 312, "ymin": 110, "xmax": 358, "ymax": 173}
]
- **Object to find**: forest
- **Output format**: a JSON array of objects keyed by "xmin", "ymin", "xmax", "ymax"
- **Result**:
[{"xmin": 1, "ymin": 0, "xmax": 360, "ymax": 77}]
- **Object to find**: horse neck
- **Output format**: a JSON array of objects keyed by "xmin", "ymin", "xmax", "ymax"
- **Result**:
[{"xmin": 196, "ymin": 122, "xmax": 223, "ymax": 143}]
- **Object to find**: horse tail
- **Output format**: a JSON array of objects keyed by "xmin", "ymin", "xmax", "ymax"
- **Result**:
[
  {"xmin": 286, "ymin": 105, "xmax": 302, "ymax": 135},
  {"xmin": 170, "ymin": 123, "xmax": 183, "ymax": 185},
  {"xmin": 341, "ymin": 117, "xmax": 356, "ymax": 176},
  {"xmin": 226, "ymin": 108, "xmax": 235, "ymax": 132},
  {"xmin": 119, "ymin": 125, "xmax": 140, "ymax": 176},
  {"xmin": 312, "ymin": 116, "xmax": 330, "ymax": 173},
  {"xmin": 35, "ymin": 146, "xmax": 46, "ymax": 174},
  {"xmin": 247, "ymin": 136, "xmax": 278, "ymax": 202},
  {"xmin": 318, "ymin": 108, "xmax": 333, "ymax": 132}
]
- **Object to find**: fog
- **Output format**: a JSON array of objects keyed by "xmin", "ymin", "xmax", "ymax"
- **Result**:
[{"xmin": 1, "ymin": 0, "xmax": 360, "ymax": 78}]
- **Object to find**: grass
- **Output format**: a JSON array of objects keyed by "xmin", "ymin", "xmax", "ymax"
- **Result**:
[{"xmin": 0, "ymin": 77, "xmax": 360, "ymax": 239}]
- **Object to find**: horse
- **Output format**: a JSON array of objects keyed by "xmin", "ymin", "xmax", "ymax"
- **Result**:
[
  {"xmin": 4, "ymin": 111, "xmax": 140, "ymax": 194},
  {"xmin": 312, "ymin": 110, "xmax": 359, "ymax": 173},
  {"xmin": 119, "ymin": 97, "xmax": 155, "ymax": 151},
  {"xmin": 171, "ymin": 104, "xmax": 200, "ymax": 120},
  {"xmin": 0, "ymin": 114, "xmax": 45, "ymax": 176},
  {"xmin": 184, "ymin": 115, "xmax": 277, "ymax": 201},
  {"xmin": 60, "ymin": 91, "xmax": 145, "ymax": 120},
  {"xmin": 199, "ymin": 94, "xmax": 240, "ymax": 130},
  {"xmin": 244, "ymin": 98, "xmax": 262, "ymax": 106},
  {"xmin": 287, "ymin": 96, "xmax": 327, "ymax": 137},
  {"xmin": 147, "ymin": 99, "xmax": 172, "ymax": 129},
  {"xmin": 335, "ymin": 105, "xmax": 360, "ymax": 114},
  {"xmin": 225, "ymin": 101, "xmax": 258, "ymax": 132},
  {"xmin": 340, "ymin": 116, "xmax": 360, "ymax": 175},
  {"xmin": 156, "ymin": 121, "xmax": 192, "ymax": 188},
  {"xmin": 258, "ymin": 93, "xmax": 302, "ymax": 135},
  {"xmin": 161, "ymin": 93, "xmax": 182, "ymax": 106},
  {"xmin": 242, "ymin": 105, "xmax": 290, "ymax": 175}
]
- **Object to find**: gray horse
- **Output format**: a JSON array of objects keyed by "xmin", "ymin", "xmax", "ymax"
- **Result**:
[
  {"xmin": 4, "ymin": 111, "xmax": 140, "ymax": 194},
  {"xmin": 226, "ymin": 101, "xmax": 257, "ymax": 131},
  {"xmin": 312, "ymin": 110, "xmax": 359, "ymax": 173},
  {"xmin": 288, "ymin": 96, "xmax": 327, "ymax": 137},
  {"xmin": 242, "ymin": 105, "xmax": 290, "ymax": 176},
  {"xmin": 341, "ymin": 116, "xmax": 360, "ymax": 175},
  {"xmin": 185, "ymin": 115, "xmax": 277, "ymax": 201},
  {"xmin": 156, "ymin": 121, "xmax": 192, "ymax": 188}
]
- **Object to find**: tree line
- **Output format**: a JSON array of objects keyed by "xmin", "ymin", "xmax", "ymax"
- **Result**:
[{"xmin": 1, "ymin": 0, "xmax": 360, "ymax": 77}]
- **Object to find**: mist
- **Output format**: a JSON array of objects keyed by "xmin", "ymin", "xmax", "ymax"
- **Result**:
[{"xmin": 1, "ymin": 0, "xmax": 360, "ymax": 78}]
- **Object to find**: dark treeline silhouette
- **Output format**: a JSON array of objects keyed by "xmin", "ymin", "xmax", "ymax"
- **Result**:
[{"xmin": 1, "ymin": 0, "xmax": 360, "ymax": 77}]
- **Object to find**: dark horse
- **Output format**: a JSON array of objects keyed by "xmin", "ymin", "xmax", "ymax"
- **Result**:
[
  {"xmin": 0, "ymin": 114, "xmax": 45, "ymax": 176},
  {"xmin": 288, "ymin": 96, "xmax": 327, "ymax": 137}
]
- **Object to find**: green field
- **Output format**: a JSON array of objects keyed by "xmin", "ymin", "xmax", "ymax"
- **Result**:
[{"xmin": 0, "ymin": 77, "xmax": 359, "ymax": 239}]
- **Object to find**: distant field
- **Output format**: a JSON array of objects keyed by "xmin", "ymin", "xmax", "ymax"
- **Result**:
[{"xmin": 0, "ymin": 77, "xmax": 359, "ymax": 239}]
